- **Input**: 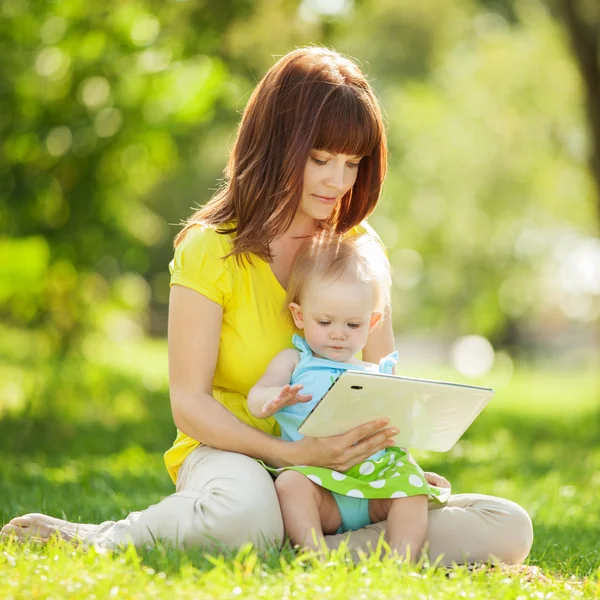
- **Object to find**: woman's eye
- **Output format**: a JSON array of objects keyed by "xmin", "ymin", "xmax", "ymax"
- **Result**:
[
  {"xmin": 347, "ymin": 162, "xmax": 360, "ymax": 169},
  {"xmin": 311, "ymin": 157, "xmax": 327, "ymax": 166}
]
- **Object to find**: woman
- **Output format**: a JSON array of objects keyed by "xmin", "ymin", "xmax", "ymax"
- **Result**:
[{"xmin": 1, "ymin": 47, "xmax": 533, "ymax": 565}]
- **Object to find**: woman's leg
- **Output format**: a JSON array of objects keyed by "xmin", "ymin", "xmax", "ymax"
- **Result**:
[
  {"xmin": 1, "ymin": 446, "xmax": 284, "ymax": 552},
  {"xmin": 325, "ymin": 493, "xmax": 533, "ymax": 566}
]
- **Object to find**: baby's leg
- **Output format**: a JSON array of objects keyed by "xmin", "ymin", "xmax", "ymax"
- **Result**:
[
  {"xmin": 275, "ymin": 470, "xmax": 341, "ymax": 551},
  {"xmin": 369, "ymin": 495, "xmax": 428, "ymax": 562}
]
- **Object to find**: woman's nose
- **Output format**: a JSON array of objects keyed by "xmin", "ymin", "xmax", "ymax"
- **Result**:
[{"xmin": 325, "ymin": 164, "xmax": 345, "ymax": 191}]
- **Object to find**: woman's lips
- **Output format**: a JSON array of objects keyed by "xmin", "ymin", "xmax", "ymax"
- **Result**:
[{"xmin": 313, "ymin": 194, "xmax": 337, "ymax": 204}]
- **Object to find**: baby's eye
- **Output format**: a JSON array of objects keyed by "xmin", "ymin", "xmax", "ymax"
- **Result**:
[
  {"xmin": 347, "ymin": 323, "xmax": 361, "ymax": 329},
  {"xmin": 317, "ymin": 320, "xmax": 331, "ymax": 326}
]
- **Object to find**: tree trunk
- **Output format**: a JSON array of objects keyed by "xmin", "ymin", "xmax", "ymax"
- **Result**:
[{"xmin": 560, "ymin": 0, "xmax": 600, "ymax": 224}]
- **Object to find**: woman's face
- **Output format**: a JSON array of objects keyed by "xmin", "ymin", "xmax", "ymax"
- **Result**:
[{"xmin": 297, "ymin": 150, "xmax": 363, "ymax": 224}]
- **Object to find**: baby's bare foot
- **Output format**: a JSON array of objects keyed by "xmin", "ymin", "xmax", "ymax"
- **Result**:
[{"xmin": 0, "ymin": 513, "xmax": 95, "ymax": 544}]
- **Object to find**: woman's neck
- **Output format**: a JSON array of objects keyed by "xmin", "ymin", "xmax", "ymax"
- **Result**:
[
  {"xmin": 270, "ymin": 220, "xmax": 317, "ymax": 257},
  {"xmin": 267, "ymin": 217, "xmax": 318, "ymax": 289},
  {"xmin": 278, "ymin": 214, "xmax": 318, "ymax": 241}
]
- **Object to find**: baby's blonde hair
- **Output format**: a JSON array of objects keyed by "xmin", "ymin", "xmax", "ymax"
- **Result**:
[{"xmin": 286, "ymin": 231, "xmax": 391, "ymax": 315}]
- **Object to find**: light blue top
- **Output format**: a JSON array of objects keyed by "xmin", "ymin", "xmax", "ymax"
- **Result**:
[{"xmin": 274, "ymin": 334, "xmax": 399, "ymax": 443}]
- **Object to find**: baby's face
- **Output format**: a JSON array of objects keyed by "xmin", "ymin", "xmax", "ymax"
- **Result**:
[{"xmin": 293, "ymin": 279, "xmax": 378, "ymax": 362}]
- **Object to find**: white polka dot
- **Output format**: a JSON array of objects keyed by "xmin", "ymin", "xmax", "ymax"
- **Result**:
[
  {"xmin": 380, "ymin": 467, "xmax": 390, "ymax": 476},
  {"xmin": 347, "ymin": 489, "xmax": 365, "ymax": 498},
  {"xmin": 396, "ymin": 460, "xmax": 405, "ymax": 467},
  {"xmin": 307, "ymin": 474, "xmax": 322, "ymax": 486},
  {"xmin": 409, "ymin": 474, "xmax": 424, "ymax": 488},
  {"xmin": 391, "ymin": 491, "xmax": 408, "ymax": 498},
  {"xmin": 359, "ymin": 461, "xmax": 375, "ymax": 475},
  {"xmin": 389, "ymin": 454, "xmax": 395, "ymax": 464},
  {"xmin": 369, "ymin": 480, "xmax": 386, "ymax": 489},
  {"xmin": 331, "ymin": 471, "xmax": 347, "ymax": 481},
  {"xmin": 390, "ymin": 472, "xmax": 400, "ymax": 478}
]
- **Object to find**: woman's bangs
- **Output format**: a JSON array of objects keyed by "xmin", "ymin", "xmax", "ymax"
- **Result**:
[{"xmin": 312, "ymin": 87, "xmax": 380, "ymax": 158}]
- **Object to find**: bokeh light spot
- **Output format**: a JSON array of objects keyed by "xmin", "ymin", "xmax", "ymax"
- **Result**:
[
  {"xmin": 131, "ymin": 15, "xmax": 161, "ymax": 47},
  {"xmin": 95, "ymin": 108, "xmax": 123, "ymax": 138},
  {"xmin": 80, "ymin": 76, "xmax": 111, "ymax": 109},
  {"xmin": 45, "ymin": 126, "xmax": 72, "ymax": 157},
  {"xmin": 451, "ymin": 335, "xmax": 495, "ymax": 377}
]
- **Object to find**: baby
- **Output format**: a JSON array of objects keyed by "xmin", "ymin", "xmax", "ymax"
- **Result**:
[{"xmin": 248, "ymin": 232, "xmax": 447, "ymax": 560}]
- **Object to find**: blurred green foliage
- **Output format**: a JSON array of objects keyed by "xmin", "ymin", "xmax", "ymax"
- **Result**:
[{"xmin": 0, "ymin": 0, "xmax": 597, "ymax": 358}]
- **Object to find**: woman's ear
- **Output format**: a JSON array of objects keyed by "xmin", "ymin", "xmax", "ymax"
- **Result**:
[
  {"xmin": 368, "ymin": 311, "xmax": 383, "ymax": 332},
  {"xmin": 288, "ymin": 303, "xmax": 304, "ymax": 329}
]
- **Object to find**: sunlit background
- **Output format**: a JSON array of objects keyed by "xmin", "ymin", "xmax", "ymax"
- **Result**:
[{"xmin": 1, "ymin": 0, "xmax": 599, "ymax": 421}]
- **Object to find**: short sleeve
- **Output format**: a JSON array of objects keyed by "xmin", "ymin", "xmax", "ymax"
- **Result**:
[
  {"xmin": 378, "ymin": 350, "xmax": 399, "ymax": 374},
  {"xmin": 347, "ymin": 220, "xmax": 388, "ymax": 256},
  {"xmin": 169, "ymin": 225, "xmax": 234, "ymax": 306}
]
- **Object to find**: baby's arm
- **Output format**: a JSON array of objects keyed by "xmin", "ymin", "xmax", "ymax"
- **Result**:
[{"xmin": 247, "ymin": 349, "xmax": 312, "ymax": 418}]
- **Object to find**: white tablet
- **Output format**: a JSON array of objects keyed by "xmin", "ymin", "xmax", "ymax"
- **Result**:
[{"xmin": 297, "ymin": 371, "xmax": 494, "ymax": 452}]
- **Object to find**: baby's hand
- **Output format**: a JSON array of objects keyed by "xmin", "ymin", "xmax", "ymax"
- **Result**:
[{"xmin": 261, "ymin": 384, "xmax": 313, "ymax": 416}]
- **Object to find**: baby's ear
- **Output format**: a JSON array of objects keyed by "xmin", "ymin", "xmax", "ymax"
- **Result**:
[
  {"xmin": 369, "ymin": 311, "xmax": 383, "ymax": 332},
  {"xmin": 288, "ymin": 303, "xmax": 304, "ymax": 329}
]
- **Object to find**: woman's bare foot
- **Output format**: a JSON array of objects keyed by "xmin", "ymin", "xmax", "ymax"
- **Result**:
[{"xmin": 0, "ymin": 513, "xmax": 95, "ymax": 544}]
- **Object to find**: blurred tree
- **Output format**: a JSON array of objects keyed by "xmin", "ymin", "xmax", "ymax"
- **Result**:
[
  {"xmin": 477, "ymin": 0, "xmax": 600, "ymax": 220},
  {"xmin": 472, "ymin": 0, "xmax": 599, "ymax": 362},
  {"xmin": 324, "ymin": 0, "xmax": 596, "ymax": 345},
  {"xmin": 558, "ymin": 0, "xmax": 600, "ymax": 221},
  {"xmin": 1, "ymin": 0, "xmax": 597, "ymax": 365},
  {"xmin": 0, "ymin": 0, "xmax": 255, "ymax": 351}
]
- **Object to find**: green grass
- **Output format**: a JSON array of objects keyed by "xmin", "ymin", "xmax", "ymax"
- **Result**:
[{"xmin": 1, "ymin": 328, "xmax": 600, "ymax": 598}]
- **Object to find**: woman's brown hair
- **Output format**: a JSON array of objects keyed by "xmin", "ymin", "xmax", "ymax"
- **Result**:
[{"xmin": 174, "ymin": 46, "xmax": 387, "ymax": 261}]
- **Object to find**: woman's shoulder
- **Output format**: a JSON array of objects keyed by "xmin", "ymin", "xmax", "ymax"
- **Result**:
[
  {"xmin": 346, "ymin": 220, "xmax": 383, "ymax": 244},
  {"xmin": 176, "ymin": 222, "xmax": 236, "ymax": 256},
  {"xmin": 170, "ymin": 223, "xmax": 238, "ymax": 300}
]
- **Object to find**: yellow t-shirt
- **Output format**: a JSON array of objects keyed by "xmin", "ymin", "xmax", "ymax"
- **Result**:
[{"xmin": 164, "ymin": 221, "xmax": 380, "ymax": 484}]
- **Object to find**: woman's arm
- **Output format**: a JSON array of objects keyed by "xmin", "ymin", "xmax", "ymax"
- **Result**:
[
  {"xmin": 168, "ymin": 284, "xmax": 292, "ymax": 465},
  {"xmin": 362, "ymin": 305, "xmax": 395, "ymax": 366},
  {"xmin": 169, "ymin": 285, "xmax": 398, "ymax": 469}
]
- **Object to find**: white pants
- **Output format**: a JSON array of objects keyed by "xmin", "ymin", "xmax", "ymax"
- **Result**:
[{"xmin": 82, "ymin": 446, "xmax": 533, "ymax": 565}]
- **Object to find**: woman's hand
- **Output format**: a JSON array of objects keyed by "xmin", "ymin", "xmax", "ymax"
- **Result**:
[
  {"xmin": 423, "ymin": 471, "xmax": 451, "ymax": 488},
  {"xmin": 292, "ymin": 419, "xmax": 399, "ymax": 472},
  {"xmin": 261, "ymin": 384, "xmax": 312, "ymax": 416}
]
